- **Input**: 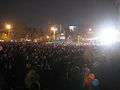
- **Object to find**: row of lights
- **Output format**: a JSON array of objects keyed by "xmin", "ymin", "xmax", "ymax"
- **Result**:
[{"xmin": 2, "ymin": 23, "xmax": 120, "ymax": 46}]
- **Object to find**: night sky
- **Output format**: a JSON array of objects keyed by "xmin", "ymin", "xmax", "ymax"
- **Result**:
[{"xmin": 0, "ymin": 0, "xmax": 117, "ymax": 26}]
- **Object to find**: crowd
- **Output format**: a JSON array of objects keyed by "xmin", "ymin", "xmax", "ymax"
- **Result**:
[{"xmin": 0, "ymin": 42, "xmax": 101, "ymax": 90}]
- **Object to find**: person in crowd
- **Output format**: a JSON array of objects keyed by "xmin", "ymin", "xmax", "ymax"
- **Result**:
[
  {"xmin": 91, "ymin": 78, "xmax": 100, "ymax": 90},
  {"xmin": 84, "ymin": 73, "xmax": 95, "ymax": 90}
]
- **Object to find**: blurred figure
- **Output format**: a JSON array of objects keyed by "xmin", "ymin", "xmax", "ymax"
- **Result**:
[
  {"xmin": 13, "ymin": 50, "xmax": 26, "ymax": 90},
  {"xmin": 84, "ymin": 72, "xmax": 100, "ymax": 90},
  {"xmin": 84, "ymin": 73, "xmax": 95, "ymax": 90},
  {"xmin": 91, "ymin": 78, "xmax": 100, "ymax": 90},
  {"xmin": 25, "ymin": 69, "xmax": 40, "ymax": 90}
]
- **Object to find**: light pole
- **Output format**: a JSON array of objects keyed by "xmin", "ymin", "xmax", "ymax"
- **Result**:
[
  {"xmin": 77, "ymin": 35, "xmax": 80, "ymax": 44},
  {"xmin": 5, "ymin": 24, "xmax": 12, "ymax": 40},
  {"xmin": 51, "ymin": 26, "xmax": 58, "ymax": 40}
]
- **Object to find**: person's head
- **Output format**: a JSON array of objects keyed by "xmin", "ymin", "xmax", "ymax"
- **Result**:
[{"xmin": 89, "ymin": 73, "xmax": 95, "ymax": 80}]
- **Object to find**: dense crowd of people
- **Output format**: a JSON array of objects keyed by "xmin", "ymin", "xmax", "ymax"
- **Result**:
[
  {"xmin": 0, "ymin": 42, "xmax": 87, "ymax": 90},
  {"xmin": 0, "ymin": 42, "xmax": 119, "ymax": 90}
]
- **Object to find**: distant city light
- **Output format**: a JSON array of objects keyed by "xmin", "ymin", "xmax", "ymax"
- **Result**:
[
  {"xmin": 60, "ymin": 36, "xmax": 65, "ymax": 40},
  {"xmin": 61, "ymin": 33, "xmax": 64, "ymax": 36},
  {"xmin": 25, "ymin": 39, "xmax": 31, "ymax": 42},
  {"xmin": 46, "ymin": 36, "xmax": 50, "ymax": 39},
  {"xmin": 88, "ymin": 28, "xmax": 92, "ymax": 31},
  {"xmin": 51, "ymin": 27, "xmax": 58, "ymax": 32},
  {"xmin": 33, "ymin": 39, "xmax": 38, "ymax": 42},
  {"xmin": 51, "ymin": 26, "xmax": 58, "ymax": 40},
  {"xmin": 69, "ymin": 25, "xmax": 76, "ymax": 31},
  {"xmin": 5, "ymin": 24, "xmax": 12, "ymax": 30}
]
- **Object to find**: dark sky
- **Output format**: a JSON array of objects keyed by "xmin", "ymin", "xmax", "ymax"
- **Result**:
[{"xmin": 0, "ymin": 0, "xmax": 117, "ymax": 26}]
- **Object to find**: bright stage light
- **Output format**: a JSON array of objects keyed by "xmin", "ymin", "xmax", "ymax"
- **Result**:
[{"xmin": 97, "ymin": 26, "xmax": 119, "ymax": 45}]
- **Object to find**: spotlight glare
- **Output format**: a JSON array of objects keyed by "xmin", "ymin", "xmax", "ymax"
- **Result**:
[{"xmin": 97, "ymin": 27, "xmax": 119, "ymax": 45}]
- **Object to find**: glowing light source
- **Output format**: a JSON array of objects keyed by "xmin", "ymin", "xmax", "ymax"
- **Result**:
[
  {"xmin": 60, "ymin": 33, "xmax": 65, "ymax": 40},
  {"xmin": 69, "ymin": 26, "xmax": 76, "ymax": 31},
  {"xmin": 97, "ymin": 26, "xmax": 119, "ymax": 45},
  {"xmin": 51, "ymin": 26, "xmax": 58, "ymax": 40},
  {"xmin": 88, "ymin": 28, "xmax": 92, "ymax": 31},
  {"xmin": 51, "ymin": 27, "xmax": 58, "ymax": 32},
  {"xmin": 61, "ymin": 33, "xmax": 64, "ymax": 36},
  {"xmin": 46, "ymin": 36, "xmax": 50, "ymax": 39},
  {"xmin": 5, "ymin": 24, "xmax": 12, "ymax": 30}
]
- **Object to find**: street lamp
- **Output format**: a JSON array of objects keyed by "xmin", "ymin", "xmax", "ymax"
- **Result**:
[
  {"xmin": 46, "ymin": 35, "xmax": 50, "ymax": 39},
  {"xmin": 5, "ymin": 24, "xmax": 12, "ymax": 40},
  {"xmin": 5, "ymin": 24, "xmax": 12, "ymax": 30},
  {"xmin": 51, "ymin": 26, "xmax": 58, "ymax": 40},
  {"xmin": 88, "ymin": 28, "xmax": 92, "ymax": 32},
  {"xmin": 77, "ymin": 35, "xmax": 80, "ymax": 44}
]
